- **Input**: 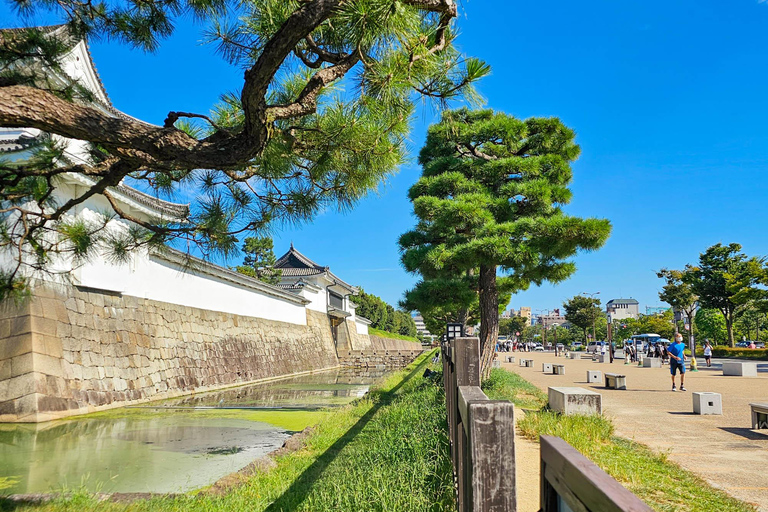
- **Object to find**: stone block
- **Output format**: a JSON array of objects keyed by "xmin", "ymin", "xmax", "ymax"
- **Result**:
[
  {"xmin": 722, "ymin": 362, "xmax": 758, "ymax": 377},
  {"xmin": 0, "ymin": 359, "xmax": 10, "ymax": 381},
  {"xmin": 35, "ymin": 353, "xmax": 64, "ymax": 378},
  {"xmin": 604, "ymin": 373, "xmax": 626, "ymax": 390},
  {"xmin": 587, "ymin": 370, "xmax": 602, "ymax": 383},
  {"xmin": 751, "ymin": 403, "xmax": 768, "ymax": 429},
  {"xmin": 506, "ymin": 356, "xmax": 515, "ymax": 363},
  {"xmin": 643, "ymin": 357, "xmax": 662, "ymax": 368},
  {"xmin": 0, "ymin": 333, "xmax": 33, "ymax": 359},
  {"xmin": 569, "ymin": 352, "xmax": 579, "ymax": 359},
  {"xmin": 11, "ymin": 353, "xmax": 34, "ymax": 377},
  {"xmin": 548, "ymin": 387, "xmax": 602, "ymax": 415},
  {"xmin": 598, "ymin": 354, "xmax": 609, "ymax": 363},
  {"xmin": 542, "ymin": 363, "xmax": 553, "ymax": 373},
  {"xmin": 492, "ymin": 360, "xmax": 501, "ymax": 368},
  {"xmin": 693, "ymin": 392, "xmax": 722, "ymax": 415}
]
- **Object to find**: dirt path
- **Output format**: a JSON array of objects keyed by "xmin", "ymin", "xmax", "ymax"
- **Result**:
[{"xmin": 501, "ymin": 353, "xmax": 768, "ymax": 512}]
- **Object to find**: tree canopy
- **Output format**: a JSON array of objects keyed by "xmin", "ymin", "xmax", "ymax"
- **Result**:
[
  {"xmin": 684, "ymin": 243, "xmax": 766, "ymax": 347},
  {"xmin": 399, "ymin": 108, "xmax": 611, "ymax": 375},
  {"xmin": 0, "ymin": 0, "xmax": 488, "ymax": 299},
  {"xmin": 233, "ymin": 236, "xmax": 281, "ymax": 285},
  {"xmin": 354, "ymin": 289, "xmax": 416, "ymax": 337},
  {"xmin": 562, "ymin": 295, "xmax": 603, "ymax": 342},
  {"xmin": 657, "ymin": 268, "xmax": 698, "ymax": 349}
]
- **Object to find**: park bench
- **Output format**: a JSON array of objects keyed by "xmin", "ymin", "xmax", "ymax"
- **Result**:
[
  {"xmin": 548, "ymin": 387, "xmax": 601, "ymax": 415},
  {"xmin": 750, "ymin": 403, "xmax": 768, "ymax": 429},
  {"xmin": 553, "ymin": 364, "xmax": 566, "ymax": 375},
  {"xmin": 693, "ymin": 392, "xmax": 722, "ymax": 415},
  {"xmin": 642, "ymin": 357, "xmax": 662, "ymax": 368},
  {"xmin": 723, "ymin": 362, "xmax": 758, "ymax": 377},
  {"xmin": 506, "ymin": 356, "xmax": 515, "ymax": 363},
  {"xmin": 604, "ymin": 373, "xmax": 626, "ymax": 390},
  {"xmin": 587, "ymin": 370, "xmax": 602, "ymax": 383}
]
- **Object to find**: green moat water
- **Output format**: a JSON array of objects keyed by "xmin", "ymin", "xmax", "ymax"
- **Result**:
[{"xmin": 0, "ymin": 368, "xmax": 386, "ymax": 495}]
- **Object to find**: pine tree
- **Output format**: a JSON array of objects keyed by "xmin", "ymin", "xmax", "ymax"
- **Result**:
[
  {"xmin": 399, "ymin": 108, "xmax": 611, "ymax": 377},
  {"xmin": 0, "ymin": 0, "xmax": 488, "ymax": 299},
  {"xmin": 234, "ymin": 237, "xmax": 282, "ymax": 285}
]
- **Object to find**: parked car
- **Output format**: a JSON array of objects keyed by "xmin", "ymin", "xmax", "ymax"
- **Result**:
[
  {"xmin": 756, "ymin": 342, "xmax": 766, "ymax": 349},
  {"xmin": 736, "ymin": 341, "xmax": 750, "ymax": 348},
  {"xmin": 586, "ymin": 341, "xmax": 608, "ymax": 354},
  {"xmin": 556, "ymin": 343, "xmax": 565, "ymax": 351},
  {"xmin": 571, "ymin": 342, "xmax": 583, "ymax": 350}
]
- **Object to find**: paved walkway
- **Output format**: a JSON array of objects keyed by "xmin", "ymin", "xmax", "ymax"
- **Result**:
[{"xmin": 503, "ymin": 353, "xmax": 768, "ymax": 512}]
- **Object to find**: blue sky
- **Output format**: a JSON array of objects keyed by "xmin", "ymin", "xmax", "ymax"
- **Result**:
[{"xmin": 5, "ymin": 0, "xmax": 768, "ymax": 315}]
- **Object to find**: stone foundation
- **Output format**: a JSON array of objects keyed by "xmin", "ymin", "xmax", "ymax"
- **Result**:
[
  {"xmin": 0, "ymin": 285, "xmax": 342, "ymax": 422},
  {"xmin": 338, "ymin": 349, "xmax": 424, "ymax": 369}
]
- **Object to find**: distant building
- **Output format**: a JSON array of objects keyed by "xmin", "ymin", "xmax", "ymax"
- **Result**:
[
  {"xmin": 413, "ymin": 314, "xmax": 434, "ymax": 339},
  {"xmin": 537, "ymin": 309, "xmax": 569, "ymax": 328},
  {"xmin": 646, "ymin": 306, "xmax": 670, "ymax": 316},
  {"xmin": 606, "ymin": 298, "xmax": 640, "ymax": 322},
  {"xmin": 517, "ymin": 307, "xmax": 532, "ymax": 326},
  {"xmin": 500, "ymin": 308, "xmax": 515, "ymax": 319}
]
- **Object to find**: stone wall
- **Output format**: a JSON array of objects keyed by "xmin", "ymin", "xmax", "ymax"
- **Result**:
[
  {"xmin": 369, "ymin": 335, "xmax": 422, "ymax": 352},
  {"xmin": 0, "ymin": 284, "xmax": 340, "ymax": 422},
  {"xmin": 337, "ymin": 336, "xmax": 423, "ymax": 369}
]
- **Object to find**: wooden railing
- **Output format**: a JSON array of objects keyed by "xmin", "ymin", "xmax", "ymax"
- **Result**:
[
  {"xmin": 441, "ymin": 336, "xmax": 654, "ymax": 512},
  {"xmin": 441, "ymin": 337, "xmax": 516, "ymax": 511},
  {"xmin": 540, "ymin": 435, "xmax": 653, "ymax": 512}
]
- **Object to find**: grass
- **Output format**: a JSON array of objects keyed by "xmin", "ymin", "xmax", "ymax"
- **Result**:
[
  {"xmin": 483, "ymin": 368, "xmax": 754, "ymax": 512},
  {"xmin": 1, "ymin": 351, "xmax": 454, "ymax": 512},
  {"xmin": 368, "ymin": 327, "xmax": 420, "ymax": 343}
]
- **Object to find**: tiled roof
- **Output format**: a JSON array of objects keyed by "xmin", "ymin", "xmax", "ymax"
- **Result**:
[
  {"xmin": 275, "ymin": 245, "xmax": 358, "ymax": 294},
  {"xmin": 607, "ymin": 298, "xmax": 639, "ymax": 305}
]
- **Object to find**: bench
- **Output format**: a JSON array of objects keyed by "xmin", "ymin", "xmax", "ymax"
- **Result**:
[
  {"xmin": 553, "ymin": 364, "xmax": 565, "ymax": 375},
  {"xmin": 586, "ymin": 370, "xmax": 602, "ymax": 383},
  {"xmin": 723, "ymin": 362, "xmax": 758, "ymax": 377},
  {"xmin": 506, "ymin": 356, "xmax": 515, "ymax": 363},
  {"xmin": 693, "ymin": 392, "xmax": 722, "ymax": 415},
  {"xmin": 493, "ymin": 360, "xmax": 501, "ymax": 368},
  {"xmin": 569, "ymin": 352, "xmax": 579, "ymax": 359},
  {"xmin": 604, "ymin": 373, "xmax": 626, "ymax": 390},
  {"xmin": 543, "ymin": 363, "xmax": 553, "ymax": 373},
  {"xmin": 642, "ymin": 357, "xmax": 662, "ymax": 368},
  {"xmin": 548, "ymin": 386, "xmax": 602, "ymax": 415},
  {"xmin": 751, "ymin": 403, "xmax": 768, "ymax": 429}
]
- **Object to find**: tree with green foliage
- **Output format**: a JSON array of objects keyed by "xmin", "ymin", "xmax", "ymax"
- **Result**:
[
  {"xmin": 563, "ymin": 295, "xmax": 603, "ymax": 343},
  {"xmin": 400, "ymin": 109, "xmax": 611, "ymax": 376},
  {"xmin": 635, "ymin": 310, "xmax": 675, "ymax": 340},
  {"xmin": 695, "ymin": 308, "xmax": 728, "ymax": 345},
  {"xmin": 734, "ymin": 305, "xmax": 765, "ymax": 342},
  {"xmin": 685, "ymin": 243, "xmax": 766, "ymax": 347},
  {"xmin": 499, "ymin": 316, "xmax": 528, "ymax": 338},
  {"xmin": 233, "ymin": 237, "xmax": 281, "ymax": 285},
  {"xmin": 0, "ymin": 0, "xmax": 488, "ymax": 301},
  {"xmin": 657, "ymin": 268, "xmax": 698, "ymax": 352},
  {"xmin": 355, "ymin": 289, "xmax": 417, "ymax": 337}
]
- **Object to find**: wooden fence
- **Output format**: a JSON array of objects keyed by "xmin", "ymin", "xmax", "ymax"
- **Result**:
[
  {"xmin": 441, "ymin": 336, "xmax": 654, "ymax": 512},
  {"xmin": 441, "ymin": 337, "xmax": 516, "ymax": 511}
]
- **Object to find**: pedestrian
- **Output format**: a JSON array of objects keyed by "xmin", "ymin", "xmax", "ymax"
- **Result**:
[
  {"xmin": 703, "ymin": 340, "xmax": 713, "ymax": 367},
  {"xmin": 668, "ymin": 333, "xmax": 687, "ymax": 391}
]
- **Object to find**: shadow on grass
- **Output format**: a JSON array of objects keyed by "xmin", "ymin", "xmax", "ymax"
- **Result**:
[{"xmin": 264, "ymin": 358, "xmax": 427, "ymax": 512}]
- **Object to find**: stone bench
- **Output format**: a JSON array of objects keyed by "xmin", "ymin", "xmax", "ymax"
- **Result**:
[
  {"xmin": 548, "ymin": 387, "xmax": 602, "ymax": 415},
  {"xmin": 553, "ymin": 364, "xmax": 565, "ymax": 375},
  {"xmin": 506, "ymin": 356, "xmax": 515, "ymax": 363},
  {"xmin": 693, "ymin": 392, "xmax": 722, "ymax": 415},
  {"xmin": 493, "ymin": 360, "xmax": 501, "ymax": 368},
  {"xmin": 598, "ymin": 354, "xmax": 609, "ymax": 363},
  {"xmin": 587, "ymin": 370, "xmax": 602, "ymax": 383},
  {"xmin": 569, "ymin": 352, "xmax": 579, "ymax": 359},
  {"xmin": 642, "ymin": 357, "xmax": 662, "ymax": 368},
  {"xmin": 519, "ymin": 359, "xmax": 534, "ymax": 368},
  {"xmin": 751, "ymin": 403, "xmax": 768, "ymax": 429},
  {"xmin": 722, "ymin": 362, "xmax": 758, "ymax": 377},
  {"xmin": 604, "ymin": 373, "xmax": 626, "ymax": 390},
  {"xmin": 543, "ymin": 363, "xmax": 553, "ymax": 373}
]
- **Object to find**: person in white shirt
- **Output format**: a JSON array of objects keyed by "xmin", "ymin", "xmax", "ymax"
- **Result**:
[{"xmin": 703, "ymin": 341, "xmax": 713, "ymax": 367}]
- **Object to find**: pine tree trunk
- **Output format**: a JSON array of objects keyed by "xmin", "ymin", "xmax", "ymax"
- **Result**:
[{"xmin": 478, "ymin": 264, "xmax": 498, "ymax": 380}]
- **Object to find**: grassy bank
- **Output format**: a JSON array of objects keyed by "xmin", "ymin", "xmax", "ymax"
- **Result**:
[
  {"xmin": 368, "ymin": 327, "xmax": 420, "ymax": 343},
  {"xmin": 483, "ymin": 368, "xmax": 754, "ymax": 512},
  {"xmin": 1, "ymin": 352, "xmax": 453, "ymax": 512}
]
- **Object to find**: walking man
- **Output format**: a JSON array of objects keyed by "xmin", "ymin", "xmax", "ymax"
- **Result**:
[{"xmin": 668, "ymin": 333, "xmax": 687, "ymax": 391}]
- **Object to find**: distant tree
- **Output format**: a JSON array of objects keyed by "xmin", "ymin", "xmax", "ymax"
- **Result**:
[
  {"xmin": 400, "ymin": 109, "xmax": 611, "ymax": 377},
  {"xmin": 657, "ymin": 268, "xmax": 698, "ymax": 352},
  {"xmin": 635, "ymin": 310, "xmax": 675, "ymax": 340},
  {"xmin": 695, "ymin": 308, "xmax": 728, "ymax": 345},
  {"xmin": 611, "ymin": 318, "xmax": 638, "ymax": 343},
  {"xmin": 499, "ymin": 316, "xmax": 528, "ymax": 337},
  {"xmin": 233, "ymin": 237, "xmax": 281, "ymax": 285},
  {"xmin": 685, "ymin": 243, "xmax": 766, "ymax": 347},
  {"xmin": 355, "ymin": 289, "xmax": 416, "ymax": 337},
  {"xmin": 734, "ymin": 305, "xmax": 765, "ymax": 342},
  {"xmin": 563, "ymin": 295, "xmax": 603, "ymax": 343}
]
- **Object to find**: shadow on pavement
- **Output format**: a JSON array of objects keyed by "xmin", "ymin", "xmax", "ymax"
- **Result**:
[{"xmin": 718, "ymin": 427, "xmax": 768, "ymax": 441}]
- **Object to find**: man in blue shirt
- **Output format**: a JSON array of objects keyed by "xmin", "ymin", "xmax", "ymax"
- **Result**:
[{"xmin": 667, "ymin": 333, "xmax": 687, "ymax": 391}]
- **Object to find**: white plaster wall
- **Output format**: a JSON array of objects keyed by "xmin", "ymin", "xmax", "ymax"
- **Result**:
[
  {"xmin": 355, "ymin": 319, "xmax": 369, "ymax": 335},
  {"xmin": 299, "ymin": 286, "xmax": 328, "ymax": 313}
]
